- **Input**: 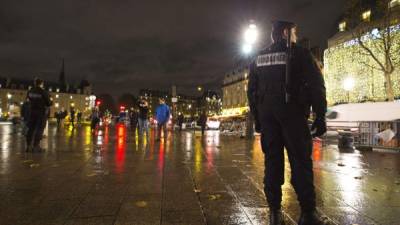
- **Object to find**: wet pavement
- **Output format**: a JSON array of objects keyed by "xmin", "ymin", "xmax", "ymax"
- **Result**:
[{"xmin": 0, "ymin": 123, "xmax": 400, "ymax": 225}]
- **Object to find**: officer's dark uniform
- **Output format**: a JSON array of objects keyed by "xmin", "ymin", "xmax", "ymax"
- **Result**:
[
  {"xmin": 247, "ymin": 22, "xmax": 327, "ymax": 224},
  {"xmin": 26, "ymin": 85, "xmax": 52, "ymax": 150}
]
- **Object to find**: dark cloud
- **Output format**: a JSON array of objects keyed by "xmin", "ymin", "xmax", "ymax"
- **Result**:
[{"xmin": 0, "ymin": 0, "xmax": 347, "ymax": 96}]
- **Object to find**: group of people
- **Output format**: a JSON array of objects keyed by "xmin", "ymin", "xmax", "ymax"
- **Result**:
[
  {"xmin": 55, "ymin": 108, "xmax": 83, "ymax": 127},
  {"xmin": 127, "ymin": 97, "xmax": 210, "ymax": 140},
  {"xmin": 19, "ymin": 19, "xmax": 330, "ymax": 224},
  {"xmin": 128, "ymin": 97, "xmax": 171, "ymax": 141}
]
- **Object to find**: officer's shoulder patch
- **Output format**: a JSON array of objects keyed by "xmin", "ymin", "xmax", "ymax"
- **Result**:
[{"xmin": 256, "ymin": 52, "xmax": 286, "ymax": 67}]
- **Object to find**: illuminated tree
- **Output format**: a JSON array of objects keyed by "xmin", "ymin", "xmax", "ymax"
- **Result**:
[{"xmin": 347, "ymin": 0, "xmax": 400, "ymax": 101}]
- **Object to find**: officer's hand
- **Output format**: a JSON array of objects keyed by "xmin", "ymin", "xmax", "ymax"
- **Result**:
[{"xmin": 311, "ymin": 117, "xmax": 326, "ymax": 137}]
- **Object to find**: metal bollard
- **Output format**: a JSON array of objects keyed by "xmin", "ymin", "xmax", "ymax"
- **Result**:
[{"xmin": 338, "ymin": 131, "xmax": 354, "ymax": 149}]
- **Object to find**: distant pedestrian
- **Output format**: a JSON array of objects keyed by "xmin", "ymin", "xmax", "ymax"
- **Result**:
[
  {"xmin": 129, "ymin": 108, "xmax": 139, "ymax": 135},
  {"xmin": 155, "ymin": 98, "xmax": 170, "ymax": 141},
  {"xmin": 26, "ymin": 78, "xmax": 52, "ymax": 152},
  {"xmin": 198, "ymin": 112, "xmax": 207, "ymax": 135},
  {"xmin": 70, "ymin": 107, "xmax": 75, "ymax": 128},
  {"xmin": 138, "ymin": 98, "xmax": 150, "ymax": 139},
  {"xmin": 177, "ymin": 113, "xmax": 184, "ymax": 131},
  {"xmin": 55, "ymin": 110, "xmax": 62, "ymax": 127},
  {"xmin": 90, "ymin": 107, "xmax": 100, "ymax": 133},
  {"xmin": 77, "ymin": 111, "xmax": 82, "ymax": 124}
]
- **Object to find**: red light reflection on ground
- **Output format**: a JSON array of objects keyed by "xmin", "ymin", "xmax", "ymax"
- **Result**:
[
  {"xmin": 115, "ymin": 124, "xmax": 126, "ymax": 173},
  {"xmin": 158, "ymin": 140, "xmax": 165, "ymax": 172},
  {"xmin": 103, "ymin": 126, "xmax": 109, "ymax": 146},
  {"xmin": 312, "ymin": 139, "xmax": 322, "ymax": 161}
]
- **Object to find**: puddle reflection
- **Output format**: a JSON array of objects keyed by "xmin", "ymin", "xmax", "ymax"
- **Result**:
[{"xmin": 115, "ymin": 124, "xmax": 126, "ymax": 173}]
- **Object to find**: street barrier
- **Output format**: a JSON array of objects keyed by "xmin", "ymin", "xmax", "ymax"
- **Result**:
[
  {"xmin": 328, "ymin": 121, "xmax": 400, "ymax": 151},
  {"xmin": 355, "ymin": 121, "xmax": 399, "ymax": 151}
]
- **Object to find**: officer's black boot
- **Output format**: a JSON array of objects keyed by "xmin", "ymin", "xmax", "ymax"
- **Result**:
[
  {"xmin": 298, "ymin": 210, "xmax": 324, "ymax": 225},
  {"xmin": 269, "ymin": 209, "xmax": 285, "ymax": 225}
]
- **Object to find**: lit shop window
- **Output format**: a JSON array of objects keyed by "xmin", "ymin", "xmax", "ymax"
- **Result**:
[
  {"xmin": 361, "ymin": 10, "xmax": 371, "ymax": 22},
  {"xmin": 339, "ymin": 21, "xmax": 347, "ymax": 32}
]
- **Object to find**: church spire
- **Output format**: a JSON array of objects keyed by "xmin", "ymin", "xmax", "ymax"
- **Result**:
[{"xmin": 59, "ymin": 58, "xmax": 66, "ymax": 91}]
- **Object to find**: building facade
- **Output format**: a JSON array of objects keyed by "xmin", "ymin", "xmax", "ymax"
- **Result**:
[
  {"xmin": 324, "ymin": 0, "xmax": 400, "ymax": 105},
  {"xmin": 0, "ymin": 78, "xmax": 92, "ymax": 119},
  {"xmin": 222, "ymin": 67, "xmax": 249, "ymax": 117},
  {"xmin": 198, "ymin": 90, "xmax": 222, "ymax": 116}
]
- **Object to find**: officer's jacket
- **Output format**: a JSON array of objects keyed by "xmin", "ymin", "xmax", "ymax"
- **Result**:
[
  {"xmin": 247, "ymin": 40, "xmax": 327, "ymax": 118},
  {"xmin": 27, "ymin": 86, "xmax": 52, "ymax": 112}
]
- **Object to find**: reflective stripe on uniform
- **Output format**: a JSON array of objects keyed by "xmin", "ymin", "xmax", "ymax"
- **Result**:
[
  {"xmin": 256, "ymin": 52, "xmax": 286, "ymax": 67},
  {"xmin": 28, "ymin": 93, "xmax": 42, "ymax": 98}
]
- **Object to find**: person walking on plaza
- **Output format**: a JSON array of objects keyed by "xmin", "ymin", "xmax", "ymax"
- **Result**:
[
  {"xmin": 138, "ymin": 98, "xmax": 150, "ymax": 139},
  {"xmin": 55, "ymin": 110, "xmax": 62, "ymax": 127},
  {"xmin": 247, "ymin": 21, "xmax": 327, "ymax": 225},
  {"xmin": 155, "ymin": 98, "xmax": 170, "ymax": 141},
  {"xmin": 77, "ymin": 111, "xmax": 82, "ymax": 124},
  {"xmin": 26, "ymin": 78, "xmax": 52, "ymax": 152},
  {"xmin": 90, "ymin": 107, "xmax": 100, "ymax": 133},
  {"xmin": 198, "ymin": 112, "xmax": 207, "ymax": 136},
  {"xmin": 177, "ymin": 112, "xmax": 184, "ymax": 131},
  {"xmin": 129, "ymin": 108, "xmax": 139, "ymax": 135},
  {"xmin": 70, "ymin": 107, "xmax": 76, "ymax": 128}
]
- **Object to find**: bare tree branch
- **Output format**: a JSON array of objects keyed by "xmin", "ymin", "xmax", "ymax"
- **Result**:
[
  {"xmin": 358, "ymin": 59, "xmax": 381, "ymax": 71},
  {"xmin": 357, "ymin": 36, "xmax": 386, "ymax": 71}
]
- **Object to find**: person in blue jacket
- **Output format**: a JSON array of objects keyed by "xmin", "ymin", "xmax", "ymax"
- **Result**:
[{"xmin": 155, "ymin": 97, "xmax": 170, "ymax": 141}]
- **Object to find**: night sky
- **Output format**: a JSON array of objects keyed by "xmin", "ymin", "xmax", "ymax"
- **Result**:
[{"xmin": 0, "ymin": 0, "xmax": 347, "ymax": 96}]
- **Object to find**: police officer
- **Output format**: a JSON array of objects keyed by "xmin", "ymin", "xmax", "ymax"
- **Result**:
[
  {"xmin": 26, "ymin": 78, "xmax": 52, "ymax": 152},
  {"xmin": 247, "ymin": 21, "xmax": 327, "ymax": 225}
]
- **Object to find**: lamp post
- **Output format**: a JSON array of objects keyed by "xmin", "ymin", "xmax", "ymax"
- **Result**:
[
  {"xmin": 241, "ymin": 21, "xmax": 259, "ymax": 138},
  {"xmin": 343, "ymin": 77, "xmax": 355, "ymax": 103}
]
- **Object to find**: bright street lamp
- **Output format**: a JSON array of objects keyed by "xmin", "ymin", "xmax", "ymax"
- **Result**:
[
  {"xmin": 343, "ymin": 77, "xmax": 355, "ymax": 91},
  {"xmin": 242, "ymin": 44, "xmax": 253, "ymax": 55},
  {"xmin": 244, "ymin": 23, "xmax": 258, "ymax": 45},
  {"xmin": 343, "ymin": 77, "xmax": 355, "ymax": 102},
  {"xmin": 242, "ymin": 22, "xmax": 258, "ymax": 55}
]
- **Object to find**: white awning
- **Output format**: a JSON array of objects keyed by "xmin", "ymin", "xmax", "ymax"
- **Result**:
[{"xmin": 327, "ymin": 101, "xmax": 400, "ymax": 122}]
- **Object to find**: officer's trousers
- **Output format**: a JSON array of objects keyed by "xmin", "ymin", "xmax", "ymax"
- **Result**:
[
  {"xmin": 258, "ymin": 104, "xmax": 315, "ymax": 212},
  {"xmin": 26, "ymin": 110, "xmax": 47, "ymax": 147}
]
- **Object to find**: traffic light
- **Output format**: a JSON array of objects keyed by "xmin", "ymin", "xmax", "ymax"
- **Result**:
[
  {"xmin": 96, "ymin": 100, "xmax": 101, "ymax": 106},
  {"xmin": 120, "ymin": 105, "xmax": 125, "ymax": 111}
]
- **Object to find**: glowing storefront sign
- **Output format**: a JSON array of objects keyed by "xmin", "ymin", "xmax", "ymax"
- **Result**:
[{"xmin": 221, "ymin": 106, "xmax": 249, "ymax": 117}]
